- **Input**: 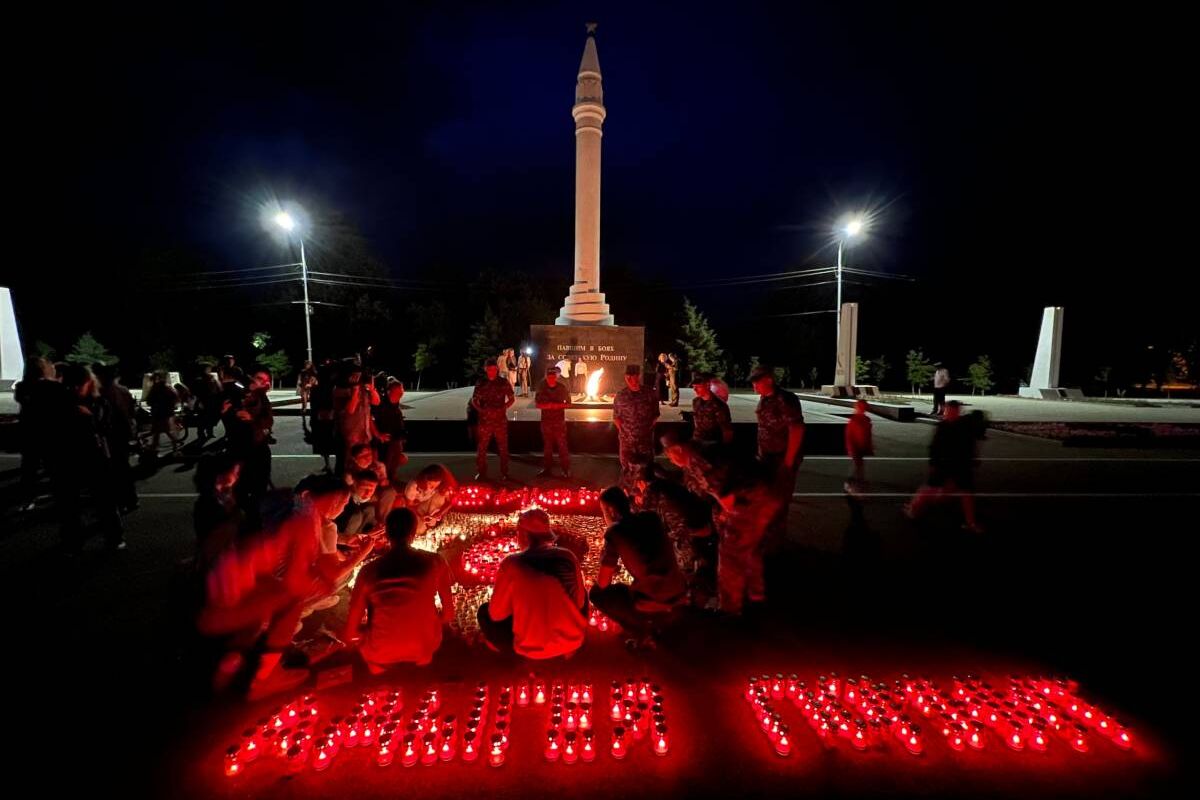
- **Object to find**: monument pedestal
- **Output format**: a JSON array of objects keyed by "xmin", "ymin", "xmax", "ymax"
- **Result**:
[{"xmin": 529, "ymin": 324, "xmax": 645, "ymax": 399}]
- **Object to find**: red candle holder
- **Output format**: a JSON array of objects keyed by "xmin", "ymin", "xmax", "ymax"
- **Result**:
[
  {"xmin": 223, "ymin": 745, "xmax": 241, "ymax": 778},
  {"xmin": 312, "ymin": 740, "xmax": 334, "ymax": 771},
  {"xmin": 563, "ymin": 731, "xmax": 579, "ymax": 764},
  {"xmin": 611, "ymin": 727, "xmax": 628, "ymax": 760},
  {"xmin": 462, "ymin": 731, "xmax": 479, "ymax": 762},
  {"xmin": 1070, "ymin": 723, "xmax": 1088, "ymax": 753},
  {"xmin": 904, "ymin": 724, "xmax": 924, "ymax": 756},
  {"xmin": 489, "ymin": 734, "xmax": 505, "ymax": 767},
  {"xmin": 654, "ymin": 723, "xmax": 670, "ymax": 756},
  {"xmin": 968, "ymin": 723, "xmax": 985, "ymax": 751},
  {"xmin": 402, "ymin": 734, "xmax": 419, "ymax": 768},
  {"xmin": 772, "ymin": 724, "xmax": 792, "ymax": 758},
  {"xmin": 377, "ymin": 734, "xmax": 395, "ymax": 767},
  {"xmin": 582, "ymin": 730, "xmax": 596, "ymax": 762},
  {"xmin": 1111, "ymin": 725, "xmax": 1132, "ymax": 751},
  {"xmin": 286, "ymin": 744, "xmax": 306, "ymax": 774},
  {"xmin": 239, "ymin": 728, "xmax": 261, "ymax": 763},
  {"xmin": 545, "ymin": 729, "xmax": 562, "ymax": 762},
  {"xmin": 420, "ymin": 733, "xmax": 438, "ymax": 766}
]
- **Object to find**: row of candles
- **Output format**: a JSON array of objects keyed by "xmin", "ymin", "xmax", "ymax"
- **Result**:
[
  {"xmin": 224, "ymin": 676, "xmax": 670, "ymax": 777},
  {"xmin": 452, "ymin": 486, "xmax": 602, "ymax": 514},
  {"xmin": 745, "ymin": 673, "xmax": 1133, "ymax": 759},
  {"xmin": 538, "ymin": 676, "xmax": 671, "ymax": 763}
]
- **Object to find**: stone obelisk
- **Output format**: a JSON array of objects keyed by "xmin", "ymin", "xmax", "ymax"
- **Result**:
[{"xmin": 556, "ymin": 23, "xmax": 614, "ymax": 325}]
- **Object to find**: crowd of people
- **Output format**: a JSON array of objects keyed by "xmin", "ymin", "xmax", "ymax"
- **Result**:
[{"xmin": 12, "ymin": 349, "xmax": 986, "ymax": 700}]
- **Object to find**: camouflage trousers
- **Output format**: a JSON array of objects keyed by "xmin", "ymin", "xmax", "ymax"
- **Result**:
[{"xmin": 476, "ymin": 418, "xmax": 509, "ymax": 476}]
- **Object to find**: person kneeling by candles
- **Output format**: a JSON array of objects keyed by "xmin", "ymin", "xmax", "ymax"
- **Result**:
[
  {"xmin": 344, "ymin": 443, "xmax": 399, "ymax": 520},
  {"xmin": 343, "ymin": 508, "xmax": 455, "ymax": 671},
  {"xmin": 336, "ymin": 469, "xmax": 385, "ymax": 536},
  {"xmin": 400, "ymin": 463, "xmax": 457, "ymax": 534},
  {"xmin": 196, "ymin": 481, "xmax": 373, "ymax": 699},
  {"xmin": 591, "ymin": 486, "xmax": 687, "ymax": 650},
  {"xmin": 477, "ymin": 509, "xmax": 589, "ymax": 659}
]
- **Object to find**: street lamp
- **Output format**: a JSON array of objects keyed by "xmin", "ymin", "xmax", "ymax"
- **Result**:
[
  {"xmin": 835, "ymin": 217, "xmax": 866, "ymax": 332},
  {"xmin": 274, "ymin": 210, "xmax": 313, "ymax": 365}
]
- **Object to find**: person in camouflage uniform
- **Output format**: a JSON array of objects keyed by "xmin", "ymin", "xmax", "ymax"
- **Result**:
[
  {"xmin": 711, "ymin": 462, "xmax": 783, "ymax": 614},
  {"xmin": 750, "ymin": 364, "xmax": 805, "ymax": 550},
  {"xmin": 612, "ymin": 364, "xmax": 660, "ymax": 492},
  {"xmin": 470, "ymin": 357, "xmax": 515, "ymax": 480},
  {"xmin": 635, "ymin": 462, "xmax": 717, "ymax": 604},
  {"xmin": 690, "ymin": 372, "xmax": 733, "ymax": 444},
  {"xmin": 535, "ymin": 365, "xmax": 572, "ymax": 477}
]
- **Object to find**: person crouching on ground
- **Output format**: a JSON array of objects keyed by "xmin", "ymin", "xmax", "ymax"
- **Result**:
[
  {"xmin": 343, "ymin": 508, "xmax": 455, "ymax": 672},
  {"xmin": 591, "ymin": 486, "xmax": 687, "ymax": 650},
  {"xmin": 477, "ymin": 509, "xmax": 588, "ymax": 659}
]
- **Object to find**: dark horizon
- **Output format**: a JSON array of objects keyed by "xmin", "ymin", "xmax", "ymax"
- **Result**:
[{"xmin": 7, "ymin": 2, "xmax": 1193, "ymax": 389}]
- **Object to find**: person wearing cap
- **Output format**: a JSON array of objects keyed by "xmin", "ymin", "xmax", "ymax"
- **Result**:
[
  {"xmin": 477, "ymin": 509, "xmax": 588, "ymax": 659},
  {"xmin": 613, "ymin": 364, "xmax": 661, "ymax": 492},
  {"xmin": 691, "ymin": 372, "xmax": 733, "ymax": 444},
  {"xmin": 535, "ymin": 365, "xmax": 572, "ymax": 477},
  {"xmin": 470, "ymin": 357, "xmax": 516, "ymax": 480},
  {"xmin": 750, "ymin": 364, "xmax": 805, "ymax": 550}
]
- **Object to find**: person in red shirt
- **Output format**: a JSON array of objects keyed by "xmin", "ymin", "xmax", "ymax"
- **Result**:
[
  {"xmin": 477, "ymin": 509, "xmax": 588, "ymax": 659},
  {"xmin": 343, "ymin": 508, "xmax": 455, "ymax": 671},
  {"xmin": 844, "ymin": 399, "xmax": 874, "ymax": 495}
]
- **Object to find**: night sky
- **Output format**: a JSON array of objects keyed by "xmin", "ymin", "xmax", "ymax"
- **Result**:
[{"xmin": 8, "ymin": 2, "xmax": 1192, "ymax": 387}]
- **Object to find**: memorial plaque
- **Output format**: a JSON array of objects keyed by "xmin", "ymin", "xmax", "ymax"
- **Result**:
[{"xmin": 529, "ymin": 324, "xmax": 645, "ymax": 399}]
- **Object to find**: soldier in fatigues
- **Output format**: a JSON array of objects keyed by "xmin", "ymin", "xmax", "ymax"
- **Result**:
[
  {"xmin": 535, "ymin": 366, "xmax": 572, "ymax": 477},
  {"xmin": 690, "ymin": 372, "xmax": 733, "ymax": 444},
  {"xmin": 750, "ymin": 364, "xmax": 805, "ymax": 555},
  {"xmin": 612, "ymin": 364, "xmax": 660, "ymax": 491},
  {"xmin": 471, "ymin": 358, "xmax": 515, "ymax": 480}
]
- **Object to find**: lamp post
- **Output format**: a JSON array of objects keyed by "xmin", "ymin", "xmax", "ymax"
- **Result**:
[{"xmin": 274, "ymin": 211, "xmax": 313, "ymax": 365}]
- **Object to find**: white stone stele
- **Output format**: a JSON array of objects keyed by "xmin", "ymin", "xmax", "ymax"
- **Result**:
[
  {"xmin": 1018, "ymin": 306, "xmax": 1065, "ymax": 399},
  {"xmin": 556, "ymin": 30, "xmax": 614, "ymax": 327},
  {"xmin": 0, "ymin": 287, "xmax": 24, "ymax": 389},
  {"xmin": 832, "ymin": 302, "xmax": 859, "ymax": 389}
]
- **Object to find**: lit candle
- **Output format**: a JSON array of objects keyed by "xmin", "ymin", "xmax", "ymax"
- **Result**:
[
  {"xmin": 654, "ymin": 723, "xmax": 670, "ymax": 756},
  {"xmin": 563, "ymin": 731, "xmax": 579, "ymax": 764},
  {"xmin": 223, "ymin": 745, "xmax": 241, "ymax": 778},
  {"xmin": 905, "ymin": 724, "xmax": 923, "ymax": 756},
  {"xmin": 534, "ymin": 682, "xmax": 547, "ymax": 705},
  {"xmin": 1006, "ymin": 721, "xmax": 1025, "ymax": 751},
  {"xmin": 463, "ymin": 731, "xmax": 479, "ymax": 762},
  {"xmin": 775, "ymin": 724, "xmax": 791, "ymax": 757},
  {"xmin": 1112, "ymin": 725, "xmax": 1132, "ymax": 750},
  {"xmin": 611, "ymin": 726, "xmax": 627, "ymax": 760},
  {"xmin": 581, "ymin": 730, "xmax": 596, "ymax": 762},
  {"xmin": 852, "ymin": 720, "xmax": 868, "ymax": 751},
  {"xmin": 968, "ymin": 724, "xmax": 985, "ymax": 750},
  {"xmin": 420, "ymin": 733, "xmax": 438, "ymax": 766},
  {"xmin": 582, "ymin": 684, "xmax": 593, "ymax": 704},
  {"xmin": 494, "ymin": 720, "xmax": 510, "ymax": 751},
  {"xmin": 377, "ymin": 734, "xmax": 395, "ymax": 767},
  {"xmin": 1070, "ymin": 723, "xmax": 1088, "ymax": 753},
  {"xmin": 578, "ymin": 706, "xmax": 592, "ymax": 731},
  {"xmin": 517, "ymin": 684, "xmax": 530, "ymax": 707},
  {"xmin": 545, "ymin": 729, "xmax": 562, "ymax": 762},
  {"xmin": 312, "ymin": 740, "xmax": 334, "ymax": 771},
  {"xmin": 402, "ymin": 734, "xmax": 419, "ymax": 768},
  {"xmin": 239, "ymin": 728, "xmax": 261, "ymax": 763},
  {"xmin": 611, "ymin": 700, "xmax": 624, "ymax": 722},
  {"xmin": 489, "ymin": 734, "xmax": 505, "ymax": 767}
]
